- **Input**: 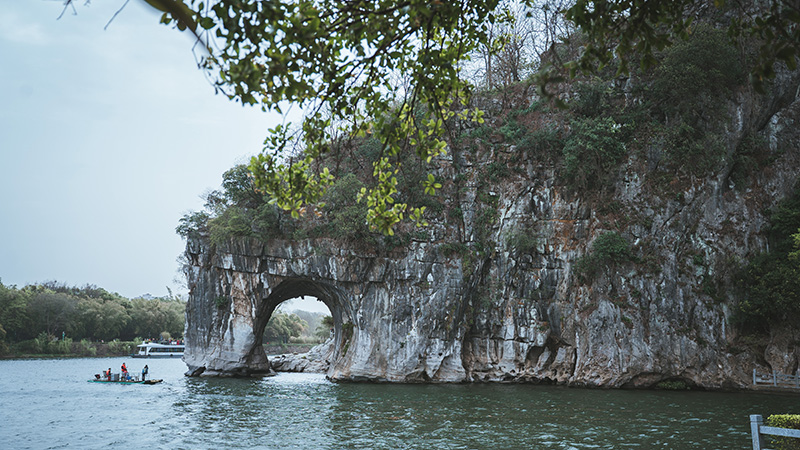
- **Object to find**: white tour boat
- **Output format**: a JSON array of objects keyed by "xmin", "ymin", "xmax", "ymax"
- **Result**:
[{"xmin": 132, "ymin": 342, "xmax": 185, "ymax": 358}]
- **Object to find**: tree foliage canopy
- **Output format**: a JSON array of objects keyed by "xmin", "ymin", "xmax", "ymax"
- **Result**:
[
  {"xmin": 0, "ymin": 282, "xmax": 185, "ymax": 348},
  {"xmin": 263, "ymin": 312, "xmax": 307, "ymax": 343},
  {"xmin": 139, "ymin": 0, "xmax": 800, "ymax": 234},
  {"xmin": 152, "ymin": 0, "xmax": 501, "ymax": 234},
  {"xmin": 736, "ymin": 189, "xmax": 800, "ymax": 332},
  {"xmin": 562, "ymin": 0, "xmax": 799, "ymax": 93}
]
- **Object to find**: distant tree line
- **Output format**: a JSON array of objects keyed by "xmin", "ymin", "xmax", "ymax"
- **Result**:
[
  {"xmin": 0, "ymin": 281, "xmax": 185, "ymax": 354},
  {"xmin": 263, "ymin": 312, "xmax": 307, "ymax": 344},
  {"xmin": 263, "ymin": 309, "xmax": 334, "ymax": 345}
]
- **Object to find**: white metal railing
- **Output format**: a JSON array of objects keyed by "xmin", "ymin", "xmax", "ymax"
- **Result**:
[
  {"xmin": 750, "ymin": 415, "xmax": 800, "ymax": 450},
  {"xmin": 753, "ymin": 369, "xmax": 800, "ymax": 389}
]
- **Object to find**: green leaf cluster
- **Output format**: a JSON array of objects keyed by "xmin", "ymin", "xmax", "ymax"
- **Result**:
[
  {"xmin": 262, "ymin": 312, "xmax": 308, "ymax": 344},
  {"xmin": 650, "ymin": 26, "xmax": 744, "ymax": 120},
  {"xmin": 647, "ymin": 26, "xmax": 743, "ymax": 175},
  {"xmin": 766, "ymin": 414, "xmax": 800, "ymax": 450},
  {"xmin": 570, "ymin": 80, "xmax": 614, "ymax": 118},
  {"xmin": 321, "ymin": 173, "xmax": 371, "ymax": 241},
  {"xmin": 178, "ymin": 144, "xmax": 446, "ymax": 247},
  {"xmin": 561, "ymin": 0, "xmax": 798, "ymax": 94},
  {"xmin": 135, "ymin": 0, "xmax": 800, "ymax": 236},
  {"xmin": 28, "ymin": 332, "xmax": 73, "ymax": 355},
  {"xmin": 563, "ymin": 116, "xmax": 626, "ymax": 190},
  {"xmin": 315, "ymin": 315, "xmax": 334, "ymax": 340},
  {"xmin": 177, "ymin": 164, "xmax": 284, "ymax": 244},
  {"xmin": 574, "ymin": 232, "xmax": 632, "ymax": 281},
  {"xmin": 736, "ymin": 188, "xmax": 800, "ymax": 333},
  {"xmin": 153, "ymin": 0, "xmax": 499, "ymax": 234},
  {"xmin": 518, "ymin": 126, "xmax": 562, "ymax": 157},
  {"xmin": 592, "ymin": 231, "xmax": 632, "ymax": 263}
]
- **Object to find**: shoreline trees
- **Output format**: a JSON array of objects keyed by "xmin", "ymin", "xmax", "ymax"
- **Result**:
[{"xmin": 0, "ymin": 281, "xmax": 185, "ymax": 356}]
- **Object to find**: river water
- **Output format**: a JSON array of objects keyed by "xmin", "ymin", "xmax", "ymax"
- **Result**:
[{"xmin": 0, "ymin": 357, "xmax": 796, "ymax": 449}]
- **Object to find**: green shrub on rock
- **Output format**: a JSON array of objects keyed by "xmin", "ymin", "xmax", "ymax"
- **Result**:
[
  {"xmin": 592, "ymin": 231, "xmax": 632, "ymax": 263},
  {"xmin": 321, "ymin": 173, "xmax": 370, "ymax": 241},
  {"xmin": 571, "ymin": 79, "xmax": 613, "ymax": 118},
  {"xmin": 767, "ymin": 415, "xmax": 800, "ymax": 450},
  {"xmin": 736, "ymin": 190, "xmax": 800, "ymax": 333},
  {"xmin": 649, "ymin": 25, "xmax": 744, "ymax": 175},
  {"xmin": 575, "ymin": 231, "xmax": 632, "ymax": 281},
  {"xmin": 506, "ymin": 230, "xmax": 538, "ymax": 254},
  {"xmin": 651, "ymin": 25, "xmax": 743, "ymax": 122},
  {"xmin": 563, "ymin": 116, "xmax": 626, "ymax": 190}
]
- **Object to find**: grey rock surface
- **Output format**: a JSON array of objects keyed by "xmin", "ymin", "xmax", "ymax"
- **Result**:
[
  {"xmin": 182, "ymin": 72, "xmax": 800, "ymax": 388},
  {"xmin": 269, "ymin": 338, "xmax": 335, "ymax": 373}
]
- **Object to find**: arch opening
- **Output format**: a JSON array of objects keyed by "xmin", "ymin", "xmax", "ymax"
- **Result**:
[
  {"xmin": 262, "ymin": 295, "xmax": 331, "ymax": 346},
  {"xmin": 253, "ymin": 278, "xmax": 352, "ymax": 372}
]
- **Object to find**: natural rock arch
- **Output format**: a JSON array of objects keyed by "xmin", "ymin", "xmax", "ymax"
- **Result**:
[
  {"xmin": 182, "ymin": 237, "xmax": 469, "ymax": 381},
  {"xmin": 253, "ymin": 277, "xmax": 351, "ymax": 369}
]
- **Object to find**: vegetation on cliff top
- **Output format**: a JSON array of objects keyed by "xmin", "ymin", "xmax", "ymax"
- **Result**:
[
  {"xmin": 736, "ymin": 188, "xmax": 800, "ymax": 333},
  {"xmin": 136, "ymin": 0, "xmax": 800, "ymax": 235},
  {"xmin": 178, "ymin": 23, "xmax": 754, "ymax": 243}
]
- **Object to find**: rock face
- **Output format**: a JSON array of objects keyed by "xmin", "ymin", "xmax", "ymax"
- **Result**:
[
  {"xmin": 183, "ymin": 72, "xmax": 800, "ymax": 388},
  {"xmin": 184, "ymin": 236, "xmax": 469, "ymax": 380},
  {"xmin": 269, "ymin": 338, "xmax": 335, "ymax": 373}
]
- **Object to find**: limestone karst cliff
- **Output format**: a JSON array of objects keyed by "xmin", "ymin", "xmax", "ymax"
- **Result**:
[{"xmin": 181, "ymin": 30, "xmax": 800, "ymax": 388}]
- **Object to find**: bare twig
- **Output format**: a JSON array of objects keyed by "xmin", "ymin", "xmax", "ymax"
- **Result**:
[
  {"xmin": 57, "ymin": 0, "xmax": 79, "ymax": 20},
  {"xmin": 104, "ymin": 0, "xmax": 130, "ymax": 30}
]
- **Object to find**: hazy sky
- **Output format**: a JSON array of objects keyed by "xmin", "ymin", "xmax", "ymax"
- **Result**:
[{"xmin": 0, "ymin": 1, "xmax": 327, "ymax": 313}]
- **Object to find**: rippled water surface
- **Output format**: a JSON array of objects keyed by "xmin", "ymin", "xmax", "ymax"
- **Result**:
[{"xmin": 0, "ymin": 358, "xmax": 797, "ymax": 449}]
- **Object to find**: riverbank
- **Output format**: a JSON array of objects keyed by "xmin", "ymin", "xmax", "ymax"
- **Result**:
[
  {"xmin": 2, "ymin": 341, "xmax": 324, "ymax": 360},
  {"xmin": 263, "ymin": 343, "xmax": 319, "ymax": 355},
  {"xmin": 0, "ymin": 339, "xmax": 139, "ymax": 359}
]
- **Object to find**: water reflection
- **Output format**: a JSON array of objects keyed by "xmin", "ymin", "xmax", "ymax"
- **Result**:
[
  {"xmin": 3, "ymin": 358, "xmax": 793, "ymax": 450},
  {"xmin": 188, "ymin": 377, "xmax": 752, "ymax": 448},
  {"xmin": 169, "ymin": 374, "xmax": 800, "ymax": 449},
  {"xmin": 173, "ymin": 374, "xmax": 341, "ymax": 448}
]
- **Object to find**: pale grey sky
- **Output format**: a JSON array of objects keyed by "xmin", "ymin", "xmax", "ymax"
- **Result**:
[{"xmin": 0, "ymin": 1, "xmax": 327, "ymax": 313}]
